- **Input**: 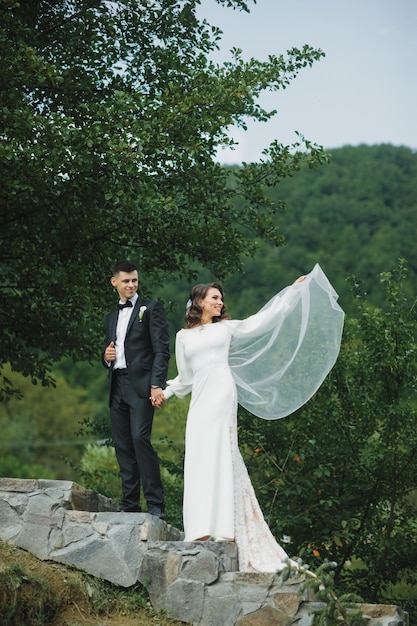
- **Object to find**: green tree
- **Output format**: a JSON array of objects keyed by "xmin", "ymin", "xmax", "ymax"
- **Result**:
[
  {"xmin": 0, "ymin": 0, "xmax": 327, "ymax": 397},
  {"xmin": 238, "ymin": 260, "xmax": 417, "ymax": 608}
]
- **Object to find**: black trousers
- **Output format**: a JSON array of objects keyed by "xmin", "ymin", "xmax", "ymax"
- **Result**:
[{"xmin": 110, "ymin": 372, "xmax": 164, "ymax": 512}]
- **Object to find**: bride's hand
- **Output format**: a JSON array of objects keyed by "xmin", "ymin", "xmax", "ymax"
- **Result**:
[{"xmin": 293, "ymin": 275, "xmax": 306, "ymax": 284}]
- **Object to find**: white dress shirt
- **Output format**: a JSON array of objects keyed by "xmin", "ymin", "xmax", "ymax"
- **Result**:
[{"xmin": 113, "ymin": 294, "xmax": 138, "ymax": 370}]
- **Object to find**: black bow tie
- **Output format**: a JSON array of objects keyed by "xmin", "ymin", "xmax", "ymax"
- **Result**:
[{"xmin": 118, "ymin": 300, "xmax": 133, "ymax": 310}]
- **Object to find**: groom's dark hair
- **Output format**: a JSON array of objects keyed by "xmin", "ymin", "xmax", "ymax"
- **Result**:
[{"xmin": 112, "ymin": 260, "xmax": 138, "ymax": 275}]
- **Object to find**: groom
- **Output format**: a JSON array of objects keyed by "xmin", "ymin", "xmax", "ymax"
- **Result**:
[{"xmin": 102, "ymin": 260, "xmax": 170, "ymax": 517}]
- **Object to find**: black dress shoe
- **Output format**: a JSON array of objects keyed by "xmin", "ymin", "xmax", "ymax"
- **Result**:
[
  {"xmin": 148, "ymin": 506, "xmax": 164, "ymax": 519},
  {"xmin": 121, "ymin": 506, "xmax": 141, "ymax": 513}
]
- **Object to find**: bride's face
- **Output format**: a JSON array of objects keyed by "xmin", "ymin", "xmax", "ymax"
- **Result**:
[{"xmin": 199, "ymin": 288, "xmax": 223, "ymax": 319}]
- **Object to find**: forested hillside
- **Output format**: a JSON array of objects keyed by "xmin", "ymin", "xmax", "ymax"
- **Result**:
[
  {"xmin": 224, "ymin": 143, "xmax": 417, "ymax": 318},
  {"xmin": 159, "ymin": 144, "xmax": 416, "ymax": 329}
]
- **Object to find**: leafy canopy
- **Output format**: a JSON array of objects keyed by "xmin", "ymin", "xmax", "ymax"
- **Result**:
[{"xmin": 0, "ymin": 0, "xmax": 327, "ymax": 396}]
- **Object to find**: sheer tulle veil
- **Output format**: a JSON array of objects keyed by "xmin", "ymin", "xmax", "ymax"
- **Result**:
[{"xmin": 228, "ymin": 263, "xmax": 344, "ymax": 420}]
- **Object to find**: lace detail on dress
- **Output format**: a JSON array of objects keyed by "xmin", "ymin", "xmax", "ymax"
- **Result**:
[{"xmin": 230, "ymin": 395, "xmax": 291, "ymax": 572}]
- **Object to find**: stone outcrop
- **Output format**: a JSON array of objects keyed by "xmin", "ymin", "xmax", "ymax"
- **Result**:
[{"xmin": 0, "ymin": 478, "xmax": 408, "ymax": 626}]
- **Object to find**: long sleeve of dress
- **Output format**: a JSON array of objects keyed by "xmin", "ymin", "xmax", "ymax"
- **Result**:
[
  {"xmin": 228, "ymin": 263, "xmax": 344, "ymax": 420},
  {"xmin": 163, "ymin": 332, "xmax": 194, "ymax": 400}
]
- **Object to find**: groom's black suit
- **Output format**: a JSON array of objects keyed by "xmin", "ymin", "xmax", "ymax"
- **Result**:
[{"xmin": 102, "ymin": 296, "xmax": 170, "ymax": 513}]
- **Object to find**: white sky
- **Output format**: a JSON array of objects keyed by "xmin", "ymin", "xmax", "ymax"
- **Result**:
[{"xmin": 197, "ymin": 0, "xmax": 417, "ymax": 164}]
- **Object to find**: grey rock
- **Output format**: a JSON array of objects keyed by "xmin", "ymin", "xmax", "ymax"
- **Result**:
[
  {"xmin": 166, "ymin": 578, "xmax": 206, "ymax": 623},
  {"xmin": 0, "ymin": 478, "xmax": 408, "ymax": 626}
]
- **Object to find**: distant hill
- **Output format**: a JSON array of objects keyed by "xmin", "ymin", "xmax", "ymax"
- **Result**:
[
  {"xmin": 223, "ymin": 144, "xmax": 417, "ymax": 317},
  {"xmin": 159, "ymin": 144, "xmax": 416, "ymax": 328}
]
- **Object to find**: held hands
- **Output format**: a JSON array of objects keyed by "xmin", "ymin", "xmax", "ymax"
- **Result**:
[
  {"xmin": 105, "ymin": 341, "xmax": 165, "ymax": 408},
  {"xmin": 105, "ymin": 341, "xmax": 116, "ymax": 362},
  {"xmin": 150, "ymin": 387, "xmax": 166, "ymax": 409}
]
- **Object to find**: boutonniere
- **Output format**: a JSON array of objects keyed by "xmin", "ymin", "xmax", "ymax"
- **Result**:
[{"xmin": 139, "ymin": 305, "xmax": 147, "ymax": 322}]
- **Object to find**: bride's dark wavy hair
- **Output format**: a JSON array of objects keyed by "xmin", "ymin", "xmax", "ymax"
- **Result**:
[{"xmin": 185, "ymin": 282, "xmax": 230, "ymax": 328}]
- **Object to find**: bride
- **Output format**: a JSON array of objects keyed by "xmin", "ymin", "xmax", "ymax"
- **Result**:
[{"xmin": 162, "ymin": 264, "xmax": 344, "ymax": 572}]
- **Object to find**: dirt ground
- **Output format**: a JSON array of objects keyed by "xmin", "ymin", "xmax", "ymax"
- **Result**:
[{"xmin": 0, "ymin": 541, "xmax": 182, "ymax": 626}]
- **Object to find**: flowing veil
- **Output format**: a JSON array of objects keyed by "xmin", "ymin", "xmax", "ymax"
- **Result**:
[{"xmin": 228, "ymin": 264, "xmax": 344, "ymax": 420}]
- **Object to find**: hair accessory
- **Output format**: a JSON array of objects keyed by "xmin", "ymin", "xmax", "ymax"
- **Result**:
[{"xmin": 186, "ymin": 299, "xmax": 192, "ymax": 311}]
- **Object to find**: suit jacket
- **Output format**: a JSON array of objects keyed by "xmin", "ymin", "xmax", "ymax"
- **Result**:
[{"xmin": 102, "ymin": 297, "xmax": 170, "ymax": 404}]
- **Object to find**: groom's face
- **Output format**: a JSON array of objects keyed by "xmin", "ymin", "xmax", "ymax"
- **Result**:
[{"xmin": 111, "ymin": 270, "xmax": 138, "ymax": 302}]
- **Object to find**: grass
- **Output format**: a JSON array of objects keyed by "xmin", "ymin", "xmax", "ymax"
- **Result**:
[{"xmin": 0, "ymin": 540, "xmax": 183, "ymax": 626}]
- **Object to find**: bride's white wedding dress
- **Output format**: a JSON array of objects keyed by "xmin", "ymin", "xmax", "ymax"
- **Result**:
[{"xmin": 163, "ymin": 264, "xmax": 344, "ymax": 572}]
